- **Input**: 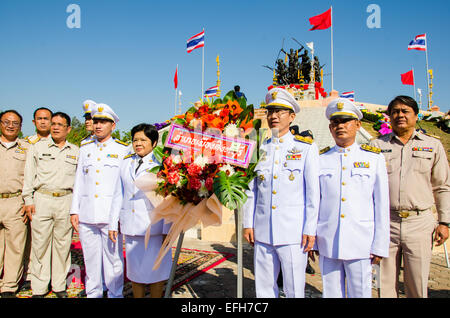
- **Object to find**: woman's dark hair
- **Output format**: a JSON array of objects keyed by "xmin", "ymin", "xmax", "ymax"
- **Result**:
[
  {"xmin": 387, "ymin": 95, "xmax": 419, "ymax": 115},
  {"xmin": 131, "ymin": 123, "xmax": 159, "ymax": 144},
  {"xmin": 0, "ymin": 109, "xmax": 23, "ymax": 123},
  {"xmin": 52, "ymin": 112, "xmax": 71, "ymax": 126}
]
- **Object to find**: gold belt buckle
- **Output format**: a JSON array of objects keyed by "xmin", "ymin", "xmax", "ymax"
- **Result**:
[
  {"xmin": 52, "ymin": 192, "xmax": 61, "ymax": 197},
  {"xmin": 1, "ymin": 193, "xmax": 7, "ymax": 199},
  {"xmin": 399, "ymin": 211, "xmax": 410, "ymax": 218}
]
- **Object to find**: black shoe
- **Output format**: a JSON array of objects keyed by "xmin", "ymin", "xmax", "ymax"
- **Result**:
[
  {"xmin": 1, "ymin": 292, "xmax": 16, "ymax": 298},
  {"xmin": 31, "ymin": 294, "xmax": 45, "ymax": 298},
  {"xmin": 103, "ymin": 291, "xmax": 108, "ymax": 298},
  {"xmin": 54, "ymin": 291, "xmax": 68, "ymax": 298},
  {"xmin": 19, "ymin": 280, "xmax": 31, "ymax": 291},
  {"xmin": 306, "ymin": 261, "xmax": 315, "ymax": 274}
]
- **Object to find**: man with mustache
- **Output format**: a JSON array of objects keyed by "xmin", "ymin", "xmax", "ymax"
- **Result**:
[{"xmin": 370, "ymin": 95, "xmax": 450, "ymax": 298}]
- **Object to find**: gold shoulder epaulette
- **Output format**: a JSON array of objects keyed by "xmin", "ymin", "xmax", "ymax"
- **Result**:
[
  {"xmin": 425, "ymin": 133, "xmax": 440, "ymax": 139},
  {"xmin": 319, "ymin": 146, "xmax": 331, "ymax": 155},
  {"xmin": 80, "ymin": 140, "xmax": 95, "ymax": 147},
  {"xmin": 124, "ymin": 153, "xmax": 135, "ymax": 159},
  {"xmin": 25, "ymin": 135, "xmax": 40, "ymax": 145},
  {"xmin": 114, "ymin": 139, "xmax": 129, "ymax": 146},
  {"xmin": 294, "ymin": 135, "xmax": 313, "ymax": 144},
  {"xmin": 361, "ymin": 144, "xmax": 381, "ymax": 154}
]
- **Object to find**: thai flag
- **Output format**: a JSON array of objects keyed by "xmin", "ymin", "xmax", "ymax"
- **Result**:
[
  {"xmin": 340, "ymin": 91, "xmax": 355, "ymax": 102},
  {"xmin": 408, "ymin": 34, "xmax": 427, "ymax": 51},
  {"xmin": 204, "ymin": 86, "xmax": 218, "ymax": 97},
  {"xmin": 186, "ymin": 30, "xmax": 205, "ymax": 53}
]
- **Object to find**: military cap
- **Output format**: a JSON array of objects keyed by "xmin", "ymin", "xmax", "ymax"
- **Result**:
[
  {"xmin": 326, "ymin": 98, "xmax": 363, "ymax": 120},
  {"xmin": 265, "ymin": 88, "xmax": 301, "ymax": 113},
  {"xmin": 91, "ymin": 103, "xmax": 119, "ymax": 123}
]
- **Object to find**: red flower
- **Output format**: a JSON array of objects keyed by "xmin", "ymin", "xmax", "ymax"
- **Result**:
[
  {"xmin": 189, "ymin": 177, "xmax": 202, "ymax": 190},
  {"xmin": 167, "ymin": 171, "xmax": 180, "ymax": 185},
  {"xmin": 164, "ymin": 156, "xmax": 173, "ymax": 168},
  {"xmin": 205, "ymin": 177, "xmax": 214, "ymax": 191},
  {"xmin": 187, "ymin": 164, "xmax": 202, "ymax": 177}
]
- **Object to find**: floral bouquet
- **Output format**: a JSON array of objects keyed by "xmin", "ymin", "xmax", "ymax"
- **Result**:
[{"xmin": 135, "ymin": 90, "xmax": 263, "ymax": 269}]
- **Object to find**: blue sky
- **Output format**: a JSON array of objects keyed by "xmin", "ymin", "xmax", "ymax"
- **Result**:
[{"xmin": 1, "ymin": 0, "xmax": 449, "ymax": 136}]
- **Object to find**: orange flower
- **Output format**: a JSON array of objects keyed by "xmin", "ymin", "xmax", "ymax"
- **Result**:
[
  {"xmin": 210, "ymin": 117, "xmax": 225, "ymax": 130},
  {"xmin": 227, "ymin": 100, "xmax": 243, "ymax": 115},
  {"xmin": 239, "ymin": 119, "xmax": 253, "ymax": 131}
]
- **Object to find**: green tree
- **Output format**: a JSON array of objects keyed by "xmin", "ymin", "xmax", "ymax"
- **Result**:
[{"xmin": 67, "ymin": 116, "xmax": 89, "ymax": 146}]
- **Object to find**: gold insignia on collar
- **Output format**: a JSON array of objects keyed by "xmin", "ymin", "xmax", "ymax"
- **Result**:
[
  {"xmin": 319, "ymin": 146, "xmax": 331, "ymax": 155},
  {"xmin": 361, "ymin": 144, "xmax": 381, "ymax": 154}
]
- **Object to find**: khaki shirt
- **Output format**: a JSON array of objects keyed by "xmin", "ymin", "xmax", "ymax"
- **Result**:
[
  {"xmin": 22, "ymin": 139, "xmax": 79, "ymax": 205},
  {"xmin": 0, "ymin": 139, "xmax": 28, "ymax": 194},
  {"xmin": 370, "ymin": 131, "xmax": 450, "ymax": 223}
]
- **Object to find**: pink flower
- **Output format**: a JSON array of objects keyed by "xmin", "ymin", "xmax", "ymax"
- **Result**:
[
  {"xmin": 167, "ymin": 171, "xmax": 180, "ymax": 185},
  {"xmin": 205, "ymin": 177, "xmax": 214, "ymax": 191},
  {"xmin": 187, "ymin": 164, "xmax": 202, "ymax": 177},
  {"xmin": 189, "ymin": 177, "xmax": 202, "ymax": 190}
]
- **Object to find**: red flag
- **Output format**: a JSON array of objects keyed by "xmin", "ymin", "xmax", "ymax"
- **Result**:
[
  {"xmin": 401, "ymin": 70, "xmax": 414, "ymax": 86},
  {"xmin": 174, "ymin": 66, "xmax": 178, "ymax": 89},
  {"xmin": 309, "ymin": 8, "xmax": 332, "ymax": 31}
]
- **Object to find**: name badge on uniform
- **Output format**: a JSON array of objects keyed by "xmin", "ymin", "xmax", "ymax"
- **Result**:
[
  {"xmin": 286, "ymin": 154, "xmax": 302, "ymax": 160},
  {"xmin": 381, "ymin": 149, "xmax": 392, "ymax": 153},
  {"xmin": 15, "ymin": 149, "xmax": 25, "ymax": 154},
  {"xmin": 412, "ymin": 147, "xmax": 433, "ymax": 152},
  {"xmin": 353, "ymin": 162, "xmax": 370, "ymax": 168},
  {"xmin": 107, "ymin": 154, "xmax": 118, "ymax": 158},
  {"xmin": 66, "ymin": 155, "xmax": 77, "ymax": 160},
  {"xmin": 42, "ymin": 153, "xmax": 52, "ymax": 156}
]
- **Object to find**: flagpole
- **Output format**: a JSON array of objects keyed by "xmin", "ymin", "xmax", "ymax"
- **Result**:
[
  {"xmin": 330, "ymin": 6, "xmax": 334, "ymax": 91},
  {"xmin": 201, "ymin": 29, "xmax": 205, "ymax": 101},
  {"xmin": 412, "ymin": 67, "xmax": 417, "ymax": 101},
  {"xmin": 425, "ymin": 34, "xmax": 431, "ymax": 110},
  {"xmin": 175, "ymin": 65, "xmax": 178, "ymax": 115}
]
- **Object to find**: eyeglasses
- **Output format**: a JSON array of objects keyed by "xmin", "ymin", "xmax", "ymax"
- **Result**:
[
  {"xmin": 51, "ymin": 123, "xmax": 68, "ymax": 128},
  {"xmin": 1, "ymin": 120, "xmax": 21, "ymax": 127},
  {"xmin": 267, "ymin": 109, "xmax": 291, "ymax": 117}
]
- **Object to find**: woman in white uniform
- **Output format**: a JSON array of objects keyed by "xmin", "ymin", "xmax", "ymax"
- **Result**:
[{"xmin": 108, "ymin": 123, "xmax": 172, "ymax": 298}]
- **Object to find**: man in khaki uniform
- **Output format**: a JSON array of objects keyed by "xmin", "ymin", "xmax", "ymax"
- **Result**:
[
  {"xmin": 0, "ymin": 110, "xmax": 29, "ymax": 298},
  {"xmin": 23, "ymin": 112, "xmax": 79, "ymax": 298},
  {"xmin": 21, "ymin": 107, "xmax": 53, "ymax": 290},
  {"xmin": 370, "ymin": 95, "xmax": 450, "ymax": 298}
]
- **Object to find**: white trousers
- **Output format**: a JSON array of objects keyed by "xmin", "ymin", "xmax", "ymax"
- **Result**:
[
  {"xmin": 319, "ymin": 256, "xmax": 372, "ymax": 298},
  {"xmin": 79, "ymin": 223, "xmax": 124, "ymax": 298},
  {"xmin": 254, "ymin": 241, "xmax": 307, "ymax": 298}
]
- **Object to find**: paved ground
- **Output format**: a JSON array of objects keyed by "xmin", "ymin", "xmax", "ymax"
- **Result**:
[{"xmin": 171, "ymin": 237, "xmax": 450, "ymax": 298}]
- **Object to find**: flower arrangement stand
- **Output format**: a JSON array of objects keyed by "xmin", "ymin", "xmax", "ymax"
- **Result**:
[
  {"xmin": 164, "ymin": 231, "xmax": 185, "ymax": 298},
  {"xmin": 235, "ymin": 208, "xmax": 243, "ymax": 298}
]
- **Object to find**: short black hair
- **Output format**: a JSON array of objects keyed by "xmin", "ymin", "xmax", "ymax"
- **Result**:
[
  {"xmin": 131, "ymin": 123, "xmax": 159, "ymax": 144},
  {"xmin": 0, "ymin": 109, "xmax": 23, "ymax": 124},
  {"xmin": 234, "ymin": 85, "xmax": 240, "ymax": 92},
  {"xmin": 33, "ymin": 107, "xmax": 53, "ymax": 119},
  {"xmin": 387, "ymin": 96, "xmax": 419, "ymax": 115},
  {"xmin": 52, "ymin": 112, "xmax": 71, "ymax": 126}
]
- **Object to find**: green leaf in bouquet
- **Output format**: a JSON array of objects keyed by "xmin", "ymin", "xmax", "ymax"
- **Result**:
[
  {"xmin": 213, "ymin": 171, "xmax": 250, "ymax": 211},
  {"xmin": 222, "ymin": 90, "xmax": 237, "ymax": 104},
  {"xmin": 212, "ymin": 98, "xmax": 223, "ymax": 106},
  {"xmin": 237, "ymin": 96, "xmax": 247, "ymax": 109},
  {"xmin": 161, "ymin": 130, "xmax": 169, "ymax": 145},
  {"xmin": 148, "ymin": 165, "xmax": 161, "ymax": 174},
  {"xmin": 187, "ymin": 106, "xmax": 197, "ymax": 114},
  {"xmin": 152, "ymin": 145, "xmax": 165, "ymax": 164},
  {"xmin": 174, "ymin": 117, "xmax": 186, "ymax": 126}
]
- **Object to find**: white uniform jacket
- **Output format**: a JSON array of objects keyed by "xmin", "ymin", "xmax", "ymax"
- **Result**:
[
  {"xmin": 243, "ymin": 132, "xmax": 320, "ymax": 246},
  {"xmin": 109, "ymin": 152, "xmax": 170, "ymax": 236},
  {"xmin": 70, "ymin": 137, "xmax": 129, "ymax": 224},
  {"xmin": 317, "ymin": 143, "xmax": 390, "ymax": 260}
]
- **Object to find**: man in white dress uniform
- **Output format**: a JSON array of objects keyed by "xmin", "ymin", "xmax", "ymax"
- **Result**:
[
  {"xmin": 70, "ymin": 103, "xmax": 129, "ymax": 298},
  {"xmin": 313, "ymin": 98, "xmax": 390, "ymax": 298},
  {"xmin": 243, "ymin": 88, "xmax": 320, "ymax": 298}
]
